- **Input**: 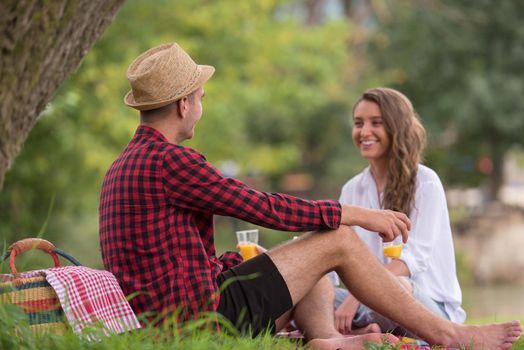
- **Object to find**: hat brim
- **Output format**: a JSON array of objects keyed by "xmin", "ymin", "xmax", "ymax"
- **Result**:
[{"xmin": 124, "ymin": 64, "xmax": 215, "ymax": 111}]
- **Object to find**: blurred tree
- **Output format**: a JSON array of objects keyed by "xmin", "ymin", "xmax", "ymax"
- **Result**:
[
  {"xmin": 0, "ymin": 0, "xmax": 125, "ymax": 191},
  {"xmin": 368, "ymin": 0, "xmax": 524, "ymax": 201},
  {"xmin": 1, "ymin": 0, "xmax": 370, "ymax": 264},
  {"xmin": 175, "ymin": 0, "xmax": 357, "ymax": 196},
  {"xmin": 304, "ymin": 0, "xmax": 327, "ymax": 25}
]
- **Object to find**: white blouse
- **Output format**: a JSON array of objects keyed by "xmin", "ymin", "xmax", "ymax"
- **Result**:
[{"xmin": 339, "ymin": 164, "xmax": 466, "ymax": 323}]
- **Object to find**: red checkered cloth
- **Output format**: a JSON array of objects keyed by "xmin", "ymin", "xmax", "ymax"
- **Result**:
[{"xmin": 43, "ymin": 266, "xmax": 141, "ymax": 338}]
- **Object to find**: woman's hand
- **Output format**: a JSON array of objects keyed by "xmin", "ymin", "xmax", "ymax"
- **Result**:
[
  {"xmin": 334, "ymin": 293, "xmax": 361, "ymax": 335},
  {"xmin": 255, "ymin": 244, "xmax": 267, "ymax": 254},
  {"xmin": 235, "ymin": 243, "xmax": 267, "ymax": 255}
]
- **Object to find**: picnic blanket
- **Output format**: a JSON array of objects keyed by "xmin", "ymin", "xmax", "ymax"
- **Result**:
[
  {"xmin": 45, "ymin": 266, "xmax": 141, "ymax": 338},
  {"xmin": 18, "ymin": 266, "xmax": 141, "ymax": 339},
  {"xmin": 399, "ymin": 337, "xmax": 458, "ymax": 349},
  {"xmin": 276, "ymin": 332, "xmax": 458, "ymax": 349}
]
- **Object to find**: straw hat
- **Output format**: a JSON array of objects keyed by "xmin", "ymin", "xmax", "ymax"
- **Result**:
[{"xmin": 124, "ymin": 43, "xmax": 215, "ymax": 111}]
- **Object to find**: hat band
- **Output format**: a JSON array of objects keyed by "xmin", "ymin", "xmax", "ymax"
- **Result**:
[{"xmin": 164, "ymin": 66, "xmax": 202, "ymax": 102}]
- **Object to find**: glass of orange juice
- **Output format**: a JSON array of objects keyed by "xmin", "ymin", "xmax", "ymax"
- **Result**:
[
  {"xmin": 383, "ymin": 236, "xmax": 403, "ymax": 259},
  {"xmin": 236, "ymin": 229, "xmax": 259, "ymax": 261}
]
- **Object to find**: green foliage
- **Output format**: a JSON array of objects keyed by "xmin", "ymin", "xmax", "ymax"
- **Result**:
[
  {"xmin": 6, "ymin": 0, "xmax": 522, "ymax": 273},
  {"xmin": 453, "ymin": 247, "xmax": 474, "ymax": 287},
  {"xmin": 368, "ymin": 1, "xmax": 524, "ymax": 194},
  {"xmin": 0, "ymin": 0, "xmax": 365, "ymax": 263}
]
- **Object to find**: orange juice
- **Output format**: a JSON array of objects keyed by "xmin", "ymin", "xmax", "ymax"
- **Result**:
[
  {"xmin": 383, "ymin": 245, "xmax": 402, "ymax": 259},
  {"xmin": 239, "ymin": 243, "xmax": 258, "ymax": 260}
]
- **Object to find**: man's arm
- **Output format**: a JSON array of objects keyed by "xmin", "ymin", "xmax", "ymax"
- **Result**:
[
  {"xmin": 162, "ymin": 148, "xmax": 340, "ymax": 232},
  {"xmin": 163, "ymin": 147, "xmax": 411, "ymax": 238}
]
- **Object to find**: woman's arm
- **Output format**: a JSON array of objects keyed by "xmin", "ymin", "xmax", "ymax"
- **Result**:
[{"xmin": 335, "ymin": 293, "xmax": 361, "ymax": 334}]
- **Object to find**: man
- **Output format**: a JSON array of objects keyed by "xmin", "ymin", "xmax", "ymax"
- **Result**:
[{"xmin": 99, "ymin": 43, "xmax": 521, "ymax": 349}]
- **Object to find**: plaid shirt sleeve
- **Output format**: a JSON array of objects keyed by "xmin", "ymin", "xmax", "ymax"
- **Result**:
[
  {"xmin": 218, "ymin": 251, "xmax": 243, "ymax": 269},
  {"xmin": 162, "ymin": 147, "xmax": 341, "ymax": 231}
]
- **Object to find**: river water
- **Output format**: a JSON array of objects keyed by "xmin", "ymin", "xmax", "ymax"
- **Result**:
[{"xmin": 462, "ymin": 284, "xmax": 524, "ymax": 321}]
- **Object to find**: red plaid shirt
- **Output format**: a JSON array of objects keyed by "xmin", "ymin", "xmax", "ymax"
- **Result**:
[{"xmin": 99, "ymin": 125, "xmax": 341, "ymax": 323}]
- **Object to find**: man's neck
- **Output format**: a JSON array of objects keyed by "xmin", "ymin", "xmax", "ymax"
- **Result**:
[{"xmin": 141, "ymin": 121, "xmax": 183, "ymax": 144}]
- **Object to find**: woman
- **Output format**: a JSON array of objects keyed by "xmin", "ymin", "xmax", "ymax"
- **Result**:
[{"xmin": 334, "ymin": 87, "xmax": 466, "ymax": 336}]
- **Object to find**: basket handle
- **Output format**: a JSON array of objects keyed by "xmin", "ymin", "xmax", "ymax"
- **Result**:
[{"xmin": 4, "ymin": 238, "xmax": 81, "ymax": 275}]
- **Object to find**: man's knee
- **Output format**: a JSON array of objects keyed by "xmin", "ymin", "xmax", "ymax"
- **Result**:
[
  {"xmin": 329, "ymin": 225, "xmax": 363, "ymax": 255},
  {"xmin": 268, "ymin": 225, "xmax": 363, "ymax": 271},
  {"xmin": 289, "ymin": 226, "xmax": 362, "ymax": 272}
]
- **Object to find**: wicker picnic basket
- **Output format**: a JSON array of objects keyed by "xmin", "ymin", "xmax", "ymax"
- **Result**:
[{"xmin": 0, "ymin": 238, "xmax": 81, "ymax": 335}]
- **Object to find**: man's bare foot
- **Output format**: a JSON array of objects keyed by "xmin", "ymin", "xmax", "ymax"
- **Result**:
[
  {"xmin": 441, "ymin": 320, "xmax": 522, "ymax": 350},
  {"xmin": 350, "ymin": 323, "xmax": 381, "ymax": 335},
  {"xmin": 306, "ymin": 333, "xmax": 398, "ymax": 350}
]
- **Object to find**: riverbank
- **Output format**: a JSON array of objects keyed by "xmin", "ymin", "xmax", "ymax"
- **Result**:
[{"xmin": 463, "ymin": 284, "xmax": 524, "ymax": 323}]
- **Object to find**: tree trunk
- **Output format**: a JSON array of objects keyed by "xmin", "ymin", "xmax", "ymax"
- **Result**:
[
  {"xmin": 340, "ymin": 0, "xmax": 352, "ymax": 19},
  {"xmin": 0, "ymin": 0, "xmax": 125, "ymax": 190},
  {"xmin": 488, "ymin": 145, "xmax": 505, "ymax": 203},
  {"xmin": 304, "ymin": 0, "xmax": 326, "ymax": 25}
]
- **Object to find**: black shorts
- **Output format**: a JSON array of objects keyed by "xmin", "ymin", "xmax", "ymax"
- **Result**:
[{"xmin": 216, "ymin": 253, "xmax": 292, "ymax": 337}]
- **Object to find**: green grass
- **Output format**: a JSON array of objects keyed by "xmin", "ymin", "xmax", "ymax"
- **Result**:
[
  {"xmin": 0, "ymin": 303, "xmax": 300, "ymax": 350},
  {"xmin": 1, "ymin": 303, "xmax": 523, "ymax": 350},
  {"xmin": 512, "ymin": 338, "xmax": 524, "ymax": 350}
]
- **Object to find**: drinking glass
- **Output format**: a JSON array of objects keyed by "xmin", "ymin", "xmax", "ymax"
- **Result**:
[
  {"xmin": 236, "ymin": 229, "xmax": 259, "ymax": 260},
  {"xmin": 383, "ymin": 235, "xmax": 403, "ymax": 259}
]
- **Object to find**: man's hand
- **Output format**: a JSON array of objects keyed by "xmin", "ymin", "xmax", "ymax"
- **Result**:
[{"xmin": 341, "ymin": 205, "xmax": 411, "ymax": 243}]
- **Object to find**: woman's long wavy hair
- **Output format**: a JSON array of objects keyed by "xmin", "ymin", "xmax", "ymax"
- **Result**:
[{"xmin": 353, "ymin": 88, "xmax": 427, "ymax": 216}]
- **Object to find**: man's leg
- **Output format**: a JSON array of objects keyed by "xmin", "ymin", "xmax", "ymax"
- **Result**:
[
  {"xmin": 291, "ymin": 275, "xmax": 337, "ymax": 339},
  {"xmin": 346, "ymin": 277, "xmax": 450, "ymax": 338},
  {"xmin": 275, "ymin": 275, "xmax": 398, "ymax": 350},
  {"xmin": 267, "ymin": 226, "xmax": 522, "ymax": 349},
  {"xmin": 335, "ymin": 277, "xmax": 416, "ymax": 336}
]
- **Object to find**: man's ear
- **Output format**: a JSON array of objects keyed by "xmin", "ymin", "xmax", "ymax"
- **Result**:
[{"xmin": 177, "ymin": 96, "xmax": 189, "ymax": 118}]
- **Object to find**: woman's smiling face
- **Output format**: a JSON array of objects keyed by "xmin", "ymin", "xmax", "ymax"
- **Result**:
[{"xmin": 352, "ymin": 100, "xmax": 391, "ymax": 163}]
